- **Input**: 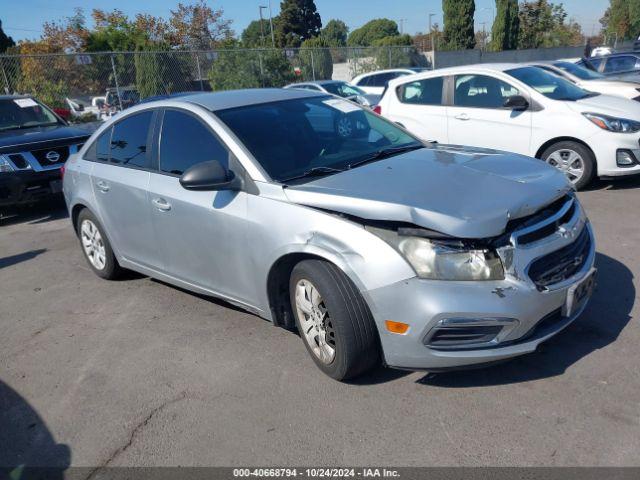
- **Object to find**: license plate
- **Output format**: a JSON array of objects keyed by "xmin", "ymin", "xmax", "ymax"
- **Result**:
[
  {"xmin": 50, "ymin": 179, "xmax": 63, "ymax": 193},
  {"xmin": 563, "ymin": 268, "xmax": 597, "ymax": 317}
]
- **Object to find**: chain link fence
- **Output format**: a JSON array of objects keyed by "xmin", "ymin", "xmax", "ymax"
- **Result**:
[{"xmin": 0, "ymin": 46, "xmax": 428, "ymax": 122}]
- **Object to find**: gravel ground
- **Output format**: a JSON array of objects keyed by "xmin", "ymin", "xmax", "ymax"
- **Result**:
[{"xmin": 1, "ymin": 177, "xmax": 639, "ymax": 469}]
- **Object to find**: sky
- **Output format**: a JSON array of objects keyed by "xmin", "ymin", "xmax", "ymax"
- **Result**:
[{"xmin": 3, "ymin": 0, "xmax": 609, "ymax": 43}]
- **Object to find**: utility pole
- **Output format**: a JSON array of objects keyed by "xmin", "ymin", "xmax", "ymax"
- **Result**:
[
  {"xmin": 268, "ymin": 0, "xmax": 276, "ymax": 48},
  {"xmin": 399, "ymin": 19, "xmax": 408, "ymax": 34},
  {"xmin": 428, "ymin": 13, "xmax": 436, "ymax": 50},
  {"xmin": 259, "ymin": 5, "xmax": 267, "ymax": 47}
]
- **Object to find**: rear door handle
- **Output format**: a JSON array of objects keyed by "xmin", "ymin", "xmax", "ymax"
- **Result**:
[
  {"xmin": 152, "ymin": 197, "xmax": 171, "ymax": 211},
  {"xmin": 455, "ymin": 113, "xmax": 470, "ymax": 121},
  {"xmin": 96, "ymin": 180, "xmax": 110, "ymax": 192}
]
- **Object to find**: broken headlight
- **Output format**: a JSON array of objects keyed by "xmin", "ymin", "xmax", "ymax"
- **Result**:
[{"xmin": 367, "ymin": 227, "xmax": 504, "ymax": 281}]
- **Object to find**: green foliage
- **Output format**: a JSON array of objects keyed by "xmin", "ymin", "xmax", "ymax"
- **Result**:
[
  {"xmin": 321, "ymin": 19, "xmax": 348, "ymax": 46},
  {"xmin": 443, "ymin": 0, "xmax": 476, "ymax": 50},
  {"xmin": 241, "ymin": 16, "xmax": 278, "ymax": 47},
  {"xmin": 208, "ymin": 43, "xmax": 295, "ymax": 91},
  {"xmin": 18, "ymin": 77, "xmax": 68, "ymax": 109},
  {"xmin": 275, "ymin": 0, "xmax": 322, "ymax": 47},
  {"xmin": 372, "ymin": 35, "xmax": 415, "ymax": 69},
  {"xmin": 347, "ymin": 19, "xmax": 399, "ymax": 46},
  {"xmin": 0, "ymin": 20, "xmax": 15, "ymax": 53},
  {"xmin": 298, "ymin": 36, "xmax": 333, "ymax": 80},
  {"xmin": 491, "ymin": 0, "xmax": 520, "ymax": 51},
  {"xmin": 518, "ymin": 0, "xmax": 583, "ymax": 48},
  {"xmin": 601, "ymin": 0, "xmax": 640, "ymax": 40}
]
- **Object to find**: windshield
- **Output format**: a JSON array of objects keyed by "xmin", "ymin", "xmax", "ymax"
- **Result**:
[
  {"xmin": 322, "ymin": 82, "xmax": 366, "ymax": 98},
  {"xmin": 0, "ymin": 98, "xmax": 61, "ymax": 132},
  {"xmin": 553, "ymin": 61, "xmax": 605, "ymax": 80},
  {"xmin": 506, "ymin": 66, "xmax": 597, "ymax": 101},
  {"xmin": 215, "ymin": 96, "xmax": 420, "ymax": 183}
]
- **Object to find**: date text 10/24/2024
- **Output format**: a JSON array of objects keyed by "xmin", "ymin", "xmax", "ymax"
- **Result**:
[{"xmin": 233, "ymin": 468, "xmax": 401, "ymax": 478}]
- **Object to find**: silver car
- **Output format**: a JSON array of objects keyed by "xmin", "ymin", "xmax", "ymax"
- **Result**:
[{"xmin": 63, "ymin": 89, "xmax": 597, "ymax": 381}]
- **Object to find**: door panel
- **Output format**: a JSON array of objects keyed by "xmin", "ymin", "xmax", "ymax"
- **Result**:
[{"xmin": 447, "ymin": 74, "xmax": 532, "ymax": 154}]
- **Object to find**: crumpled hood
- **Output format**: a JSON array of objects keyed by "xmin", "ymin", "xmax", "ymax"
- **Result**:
[
  {"xmin": 565, "ymin": 93, "xmax": 640, "ymax": 118},
  {"xmin": 284, "ymin": 145, "xmax": 572, "ymax": 239}
]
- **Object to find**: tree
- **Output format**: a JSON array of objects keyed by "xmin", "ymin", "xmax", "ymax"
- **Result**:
[
  {"xmin": 275, "ymin": 0, "xmax": 322, "ymax": 47},
  {"xmin": 600, "ymin": 0, "xmax": 640, "ymax": 40},
  {"xmin": 321, "ymin": 19, "xmax": 348, "ymax": 46},
  {"xmin": 0, "ymin": 20, "xmax": 15, "ymax": 53},
  {"xmin": 442, "ymin": 0, "xmax": 476, "ymax": 50},
  {"xmin": 372, "ymin": 35, "xmax": 414, "ymax": 69},
  {"xmin": 347, "ymin": 19, "xmax": 399, "ymax": 46},
  {"xmin": 298, "ymin": 36, "xmax": 333, "ymax": 80},
  {"xmin": 241, "ymin": 16, "xmax": 279, "ymax": 47},
  {"xmin": 169, "ymin": 0, "xmax": 234, "ymax": 49},
  {"xmin": 491, "ymin": 0, "xmax": 520, "ymax": 50},
  {"xmin": 518, "ymin": 0, "xmax": 583, "ymax": 49}
]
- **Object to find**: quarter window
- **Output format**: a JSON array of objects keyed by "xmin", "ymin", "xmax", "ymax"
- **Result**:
[
  {"xmin": 454, "ymin": 74, "xmax": 520, "ymax": 109},
  {"xmin": 397, "ymin": 77, "xmax": 444, "ymax": 105},
  {"xmin": 109, "ymin": 111, "xmax": 153, "ymax": 168},
  {"xmin": 84, "ymin": 127, "xmax": 112, "ymax": 162},
  {"xmin": 159, "ymin": 110, "xmax": 229, "ymax": 175}
]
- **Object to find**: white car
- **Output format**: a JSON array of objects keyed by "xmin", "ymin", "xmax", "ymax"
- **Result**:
[
  {"xmin": 591, "ymin": 46, "xmax": 613, "ymax": 57},
  {"xmin": 377, "ymin": 63, "xmax": 640, "ymax": 189},
  {"xmin": 526, "ymin": 61, "xmax": 640, "ymax": 100},
  {"xmin": 352, "ymin": 68, "xmax": 428, "ymax": 95}
]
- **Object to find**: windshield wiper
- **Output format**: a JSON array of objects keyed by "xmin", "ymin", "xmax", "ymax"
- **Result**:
[
  {"xmin": 281, "ymin": 166, "xmax": 344, "ymax": 184},
  {"xmin": 346, "ymin": 143, "xmax": 424, "ymax": 170}
]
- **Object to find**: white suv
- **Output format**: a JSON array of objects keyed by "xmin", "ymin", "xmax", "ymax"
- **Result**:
[
  {"xmin": 352, "ymin": 68, "xmax": 428, "ymax": 95},
  {"xmin": 377, "ymin": 63, "xmax": 640, "ymax": 189}
]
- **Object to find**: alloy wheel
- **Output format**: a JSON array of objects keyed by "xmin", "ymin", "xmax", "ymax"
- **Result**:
[
  {"xmin": 294, "ymin": 279, "xmax": 336, "ymax": 364},
  {"xmin": 80, "ymin": 219, "xmax": 106, "ymax": 270}
]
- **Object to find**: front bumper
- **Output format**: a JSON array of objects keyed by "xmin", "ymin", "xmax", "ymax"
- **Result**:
[
  {"xmin": 589, "ymin": 130, "xmax": 640, "ymax": 177},
  {"xmin": 0, "ymin": 169, "xmax": 62, "ymax": 207},
  {"xmin": 364, "ymin": 200, "xmax": 596, "ymax": 371}
]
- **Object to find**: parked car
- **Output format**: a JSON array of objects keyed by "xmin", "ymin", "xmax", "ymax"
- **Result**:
[
  {"xmin": 0, "ymin": 95, "xmax": 96, "ymax": 209},
  {"xmin": 524, "ymin": 61, "xmax": 640, "ymax": 100},
  {"xmin": 284, "ymin": 80, "xmax": 380, "ymax": 106},
  {"xmin": 591, "ymin": 46, "xmax": 613, "ymax": 57},
  {"xmin": 105, "ymin": 86, "xmax": 140, "ymax": 111},
  {"xmin": 352, "ymin": 68, "xmax": 429, "ymax": 95},
  {"xmin": 65, "ymin": 96, "xmax": 103, "ymax": 120},
  {"xmin": 578, "ymin": 53, "xmax": 640, "ymax": 80},
  {"xmin": 377, "ymin": 63, "xmax": 640, "ymax": 189},
  {"xmin": 64, "ymin": 89, "xmax": 595, "ymax": 380}
]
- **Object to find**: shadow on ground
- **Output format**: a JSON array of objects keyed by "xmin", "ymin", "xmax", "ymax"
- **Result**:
[
  {"xmin": 0, "ymin": 197, "xmax": 68, "ymax": 228},
  {"xmin": 419, "ymin": 252, "xmax": 634, "ymax": 388},
  {"xmin": 585, "ymin": 175, "xmax": 640, "ymax": 192},
  {"xmin": 0, "ymin": 379, "xmax": 70, "ymax": 479},
  {"xmin": 0, "ymin": 249, "xmax": 47, "ymax": 269}
]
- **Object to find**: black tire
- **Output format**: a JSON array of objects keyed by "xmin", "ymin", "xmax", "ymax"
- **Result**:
[
  {"xmin": 76, "ymin": 208, "xmax": 122, "ymax": 280},
  {"xmin": 289, "ymin": 259, "xmax": 380, "ymax": 381},
  {"xmin": 541, "ymin": 141, "xmax": 595, "ymax": 190}
]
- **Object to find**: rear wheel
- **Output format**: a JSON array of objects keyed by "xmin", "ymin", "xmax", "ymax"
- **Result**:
[
  {"xmin": 541, "ymin": 141, "xmax": 595, "ymax": 190},
  {"xmin": 290, "ymin": 260, "xmax": 380, "ymax": 381},
  {"xmin": 77, "ymin": 209, "xmax": 121, "ymax": 280}
]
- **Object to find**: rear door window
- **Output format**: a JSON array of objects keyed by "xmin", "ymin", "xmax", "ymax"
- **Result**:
[
  {"xmin": 454, "ymin": 74, "xmax": 520, "ymax": 109},
  {"xmin": 159, "ymin": 110, "xmax": 230, "ymax": 175},
  {"xmin": 397, "ymin": 77, "xmax": 444, "ymax": 105},
  {"xmin": 109, "ymin": 111, "xmax": 153, "ymax": 168},
  {"xmin": 603, "ymin": 56, "xmax": 639, "ymax": 73}
]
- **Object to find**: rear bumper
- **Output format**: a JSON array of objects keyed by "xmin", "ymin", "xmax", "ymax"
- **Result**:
[{"xmin": 0, "ymin": 169, "xmax": 62, "ymax": 207}]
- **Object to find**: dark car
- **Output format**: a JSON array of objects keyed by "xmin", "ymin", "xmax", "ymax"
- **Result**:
[
  {"xmin": 0, "ymin": 95, "xmax": 97, "ymax": 209},
  {"xmin": 578, "ymin": 53, "xmax": 640, "ymax": 81}
]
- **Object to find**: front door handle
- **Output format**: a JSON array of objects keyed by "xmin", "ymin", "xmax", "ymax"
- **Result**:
[
  {"xmin": 152, "ymin": 197, "xmax": 171, "ymax": 211},
  {"xmin": 455, "ymin": 113, "xmax": 470, "ymax": 121},
  {"xmin": 96, "ymin": 180, "xmax": 110, "ymax": 192}
]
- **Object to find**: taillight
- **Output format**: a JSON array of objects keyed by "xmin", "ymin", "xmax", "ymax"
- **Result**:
[
  {"xmin": 373, "ymin": 105, "xmax": 382, "ymax": 115},
  {"xmin": 60, "ymin": 164, "xmax": 65, "ymax": 180}
]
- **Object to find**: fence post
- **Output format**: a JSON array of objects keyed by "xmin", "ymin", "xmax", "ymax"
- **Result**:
[
  {"xmin": 258, "ymin": 50, "xmax": 265, "ymax": 87},
  {"xmin": 110, "ymin": 54, "xmax": 123, "ymax": 110},
  {"xmin": 388, "ymin": 46, "xmax": 392, "ymax": 68},
  {"xmin": 0, "ymin": 57, "xmax": 9, "ymax": 94},
  {"xmin": 310, "ymin": 49, "xmax": 316, "ymax": 81},
  {"xmin": 195, "ymin": 52, "xmax": 204, "ymax": 91}
]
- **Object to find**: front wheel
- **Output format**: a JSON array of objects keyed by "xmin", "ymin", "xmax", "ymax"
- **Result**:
[
  {"xmin": 541, "ymin": 141, "xmax": 595, "ymax": 190},
  {"xmin": 76, "ymin": 208, "xmax": 122, "ymax": 280},
  {"xmin": 290, "ymin": 260, "xmax": 380, "ymax": 381}
]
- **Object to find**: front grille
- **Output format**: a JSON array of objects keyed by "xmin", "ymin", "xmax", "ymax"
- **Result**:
[
  {"xmin": 8, "ymin": 153, "xmax": 29, "ymax": 169},
  {"xmin": 31, "ymin": 146, "xmax": 70, "ymax": 167},
  {"xmin": 504, "ymin": 194, "xmax": 576, "ymax": 246},
  {"xmin": 528, "ymin": 226, "xmax": 591, "ymax": 289}
]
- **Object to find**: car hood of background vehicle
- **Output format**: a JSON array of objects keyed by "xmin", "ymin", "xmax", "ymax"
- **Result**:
[
  {"xmin": 567, "ymin": 93, "xmax": 640, "ymax": 118},
  {"xmin": 284, "ymin": 145, "xmax": 571, "ymax": 239},
  {"xmin": 0, "ymin": 123, "xmax": 98, "ymax": 151}
]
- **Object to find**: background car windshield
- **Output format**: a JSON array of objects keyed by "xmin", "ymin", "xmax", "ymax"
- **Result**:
[
  {"xmin": 216, "ymin": 96, "xmax": 418, "ymax": 182},
  {"xmin": 0, "ymin": 98, "xmax": 61, "ymax": 131},
  {"xmin": 322, "ymin": 83, "xmax": 366, "ymax": 98},
  {"xmin": 553, "ymin": 61, "xmax": 605, "ymax": 80},
  {"xmin": 506, "ymin": 66, "xmax": 594, "ymax": 101}
]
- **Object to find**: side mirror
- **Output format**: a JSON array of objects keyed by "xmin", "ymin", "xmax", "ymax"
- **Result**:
[
  {"xmin": 179, "ymin": 160, "xmax": 242, "ymax": 191},
  {"xmin": 503, "ymin": 95, "xmax": 529, "ymax": 111}
]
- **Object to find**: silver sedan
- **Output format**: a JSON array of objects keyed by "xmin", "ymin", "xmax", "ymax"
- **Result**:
[{"xmin": 63, "ymin": 88, "xmax": 596, "ymax": 380}]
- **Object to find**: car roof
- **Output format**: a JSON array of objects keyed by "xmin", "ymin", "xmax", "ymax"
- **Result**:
[
  {"xmin": 353, "ymin": 68, "xmax": 416, "ymax": 78},
  {"xmin": 176, "ymin": 88, "xmax": 325, "ymax": 111}
]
